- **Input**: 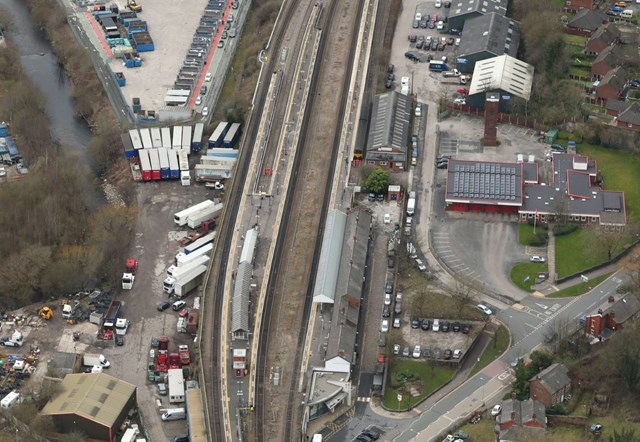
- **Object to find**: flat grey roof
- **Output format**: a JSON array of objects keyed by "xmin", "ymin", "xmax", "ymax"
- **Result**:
[
  {"xmin": 458, "ymin": 13, "xmax": 520, "ymax": 58},
  {"xmin": 449, "ymin": 0, "xmax": 507, "ymax": 19},
  {"xmin": 445, "ymin": 159, "xmax": 523, "ymax": 205},
  {"xmin": 313, "ymin": 210, "xmax": 348, "ymax": 304},
  {"xmin": 365, "ymin": 91, "xmax": 411, "ymax": 156},
  {"xmin": 522, "ymin": 162, "xmax": 538, "ymax": 183},
  {"xmin": 231, "ymin": 261, "xmax": 251, "ymax": 335}
]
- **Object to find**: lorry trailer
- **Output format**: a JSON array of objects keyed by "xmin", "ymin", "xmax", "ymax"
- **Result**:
[
  {"xmin": 183, "ymin": 231, "xmax": 216, "ymax": 254},
  {"xmin": 83, "ymin": 353, "xmax": 110, "ymax": 368},
  {"xmin": 186, "ymin": 203, "xmax": 223, "ymax": 229},
  {"xmin": 176, "ymin": 242, "xmax": 213, "ymax": 266},
  {"xmin": 174, "ymin": 200, "xmax": 214, "ymax": 226},
  {"xmin": 163, "ymin": 265, "xmax": 207, "ymax": 297}
]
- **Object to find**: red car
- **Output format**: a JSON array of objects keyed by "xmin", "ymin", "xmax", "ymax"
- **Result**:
[{"xmin": 457, "ymin": 87, "xmax": 469, "ymax": 95}]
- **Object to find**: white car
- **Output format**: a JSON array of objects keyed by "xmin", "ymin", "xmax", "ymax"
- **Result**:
[
  {"xmin": 415, "ymin": 104, "xmax": 422, "ymax": 117},
  {"xmin": 477, "ymin": 304, "xmax": 493, "ymax": 315},
  {"xmin": 195, "ymin": 96, "xmax": 202, "ymax": 106},
  {"xmin": 491, "ymin": 404, "xmax": 502, "ymax": 416},
  {"xmin": 384, "ymin": 293, "xmax": 391, "ymax": 305},
  {"xmin": 0, "ymin": 167, "xmax": 6, "ymax": 177},
  {"xmin": 172, "ymin": 300, "xmax": 186, "ymax": 311},
  {"xmin": 393, "ymin": 318, "xmax": 401, "ymax": 328},
  {"xmin": 412, "ymin": 345, "xmax": 422, "ymax": 358},
  {"xmin": 435, "ymin": 0, "xmax": 442, "ymax": 7},
  {"xmin": 381, "ymin": 320, "xmax": 389, "ymax": 333},
  {"xmin": 436, "ymin": 20, "xmax": 444, "ymax": 30},
  {"xmin": 393, "ymin": 344, "xmax": 400, "ymax": 355},
  {"xmin": 432, "ymin": 319, "xmax": 440, "ymax": 332},
  {"xmin": 453, "ymin": 349, "xmax": 462, "ymax": 359},
  {"xmin": 202, "ymin": 107, "xmax": 209, "ymax": 117},
  {"xmin": 415, "ymin": 12, "xmax": 422, "ymax": 21},
  {"xmin": 453, "ymin": 97, "xmax": 466, "ymax": 105},
  {"xmin": 205, "ymin": 72, "xmax": 212, "ymax": 82},
  {"xmin": 383, "ymin": 213, "xmax": 391, "ymax": 224},
  {"xmin": 530, "ymin": 255, "xmax": 546, "ymax": 263}
]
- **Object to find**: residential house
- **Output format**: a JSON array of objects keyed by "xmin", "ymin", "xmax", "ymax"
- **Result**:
[
  {"xmin": 565, "ymin": 9, "xmax": 607, "ymax": 36},
  {"xmin": 591, "ymin": 45, "xmax": 623, "ymax": 80},
  {"xmin": 616, "ymin": 102, "xmax": 640, "ymax": 130},
  {"xmin": 595, "ymin": 66, "xmax": 627, "ymax": 105},
  {"xmin": 564, "ymin": 0, "xmax": 596, "ymax": 13},
  {"xmin": 584, "ymin": 293, "xmax": 640, "ymax": 342},
  {"xmin": 605, "ymin": 99, "xmax": 629, "ymax": 117},
  {"xmin": 529, "ymin": 363, "xmax": 572, "ymax": 408},
  {"xmin": 497, "ymin": 397, "xmax": 547, "ymax": 441},
  {"xmin": 585, "ymin": 23, "xmax": 621, "ymax": 55}
]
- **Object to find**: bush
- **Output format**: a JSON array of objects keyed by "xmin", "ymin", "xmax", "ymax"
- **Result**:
[
  {"xmin": 553, "ymin": 224, "xmax": 578, "ymax": 236},
  {"xmin": 548, "ymin": 402, "xmax": 567, "ymax": 415}
]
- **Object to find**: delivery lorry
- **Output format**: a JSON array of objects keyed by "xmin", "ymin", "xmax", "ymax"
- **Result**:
[
  {"xmin": 174, "ymin": 200, "xmax": 214, "ymax": 226},
  {"xmin": 176, "ymin": 242, "xmax": 213, "ymax": 266},
  {"xmin": 407, "ymin": 191, "xmax": 416, "ymax": 216},
  {"xmin": 103, "ymin": 300, "xmax": 122, "ymax": 329},
  {"xmin": 167, "ymin": 255, "xmax": 210, "ymax": 278},
  {"xmin": 0, "ymin": 331, "xmax": 24, "ymax": 348},
  {"xmin": 183, "ymin": 232, "xmax": 216, "ymax": 255},
  {"xmin": 163, "ymin": 265, "xmax": 207, "ymax": 297},
  {"xmin": 186, "ymin": 202, "xmax": 223, "ymax": 229},
  {"xmin": 83, "ymin": 353, "xmax": 110, "ymax": 368}
]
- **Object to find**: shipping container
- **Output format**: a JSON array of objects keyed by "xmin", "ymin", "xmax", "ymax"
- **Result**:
[
  {"xmin": 158, "ymin": 148, "xmax": 170, "ymax": 179},
  {"xmin": 174, "ymin": 202, "xmax": 214, "ymax": 226},
  {"xmin": 140, "ymin": 128, "xmax": 153, "ymax": 149},
  {"xmin": 132, "ymin": 31, "xmax": 155, "ymax": 52},
  {"xmin": 151, "ymin": 127, "xmax": 162, "ymax": 148},
  {"xmin": 178, "ymin": 150, "xmax": 189, "ymax": 171},
  {"xmin": 129, "ymin": 129, "xmax": 143, "ymax": 150},
  {"xmin": 208, "ymin": 122, "xmax": 229, "ymax": 147},
  {"xmin": 149, "ymin": 148, "xmax": 161, "ymax": 180},
  {"xmin": 172, "ymin": 126, "xmax": 183, "ymax": 150},
  {"xmin": 223, "ymin": 123, "xmax": 241, "ymax": 148},
  {"xmin": 168, "ymin": 149, "xmax": 180, "ymax": 179},
  {"xmin": 164, "ymin": 95, "xmax": 189, "ymax": 106},
  {"xmin": 139, "ymin": 149, "xmax": 152, "ymax": 181},
  {"xmin": 182, "ymin": 125, "xmax": 192, "ymax": 155},
  {"xmin": 121, "ymin": 133, "xmax": 138, "ymax": 159},
  {"xmin": 192, "ymin": 123, "xmax": 204, "ymax": 152},
  {"xmin": 161, "ymin": 127, "xmax": 172, "ymax": 148}
]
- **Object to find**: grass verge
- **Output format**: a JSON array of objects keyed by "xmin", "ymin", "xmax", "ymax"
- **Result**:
[
  {"xmin": 518, "ymin": 223, "xmax": 548, "ymax": 246},
  {"xmin": 510, "ymin": 262, "xmax": 548, "ymax": 292},
  {"xmin": 470, "ymin": 325, "xmax": 509, "ymax": 377},
  {"xmin": 548, "ymin": 273, "xmax": 613, "ymax": 298},
  {"xmin": 555, "ymin": 228, "xmax": 628, "ymax": 278},
  {"xmin": 383, "ymin": 359, "xmax": 455, "ymax": 410}
]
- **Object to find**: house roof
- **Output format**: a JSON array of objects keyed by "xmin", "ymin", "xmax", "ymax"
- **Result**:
[
  {"xmin": 605, "ymin": 99, "xmax": 630, "ymax": 113},
  {"xmin": 567, "ymin": 9, "xmax": 607, "ymax": 31},
  {"xmin": 589, "ymin": 23, "xmax": 621, "ymax": 47},
  {"xmin": 498, "ymin": 398, "xmax": 546, "ymax": 430},
  {"xmin": 593, "ymin": 45, "xmax": 623, "ymax": 68},
  {"xmin": 595, "ymin": 293, "xmax": 640, "ymax": 324},
  {"xmin": 530, "ymin": 363, "xmax": 571, "ymax": 396},
  {"xmin": 458, "ymin": 13, "xmax": 520, "ymax": 58},
  {"xmin": 617, "ymin": 102, "xmax": 640, "ymax": 125},
  {"xmin": 469, "ymin": 54, "xmax": 534, "ymax": 101},
  {"xmin": 42, "ymin": 373, "xmax": 136, "ymax": 427},
  {"xmin": 365, "ymin": 91, "xmax": 411, "ymax": 157},
  {"xmin": 449, "ymin": 0, "xmax": 507, "ymax": 20},
  {"xmin": 599, "ymin": 66, "xmax": 628, "ymax": 92}
]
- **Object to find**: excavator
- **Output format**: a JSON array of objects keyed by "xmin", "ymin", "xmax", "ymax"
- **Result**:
[
  {"xmin": 127, "ymin": 0, "xmax": 142, "ymax": 13},
  {"xmin": 38, "ymin": 306, "xmax": 53, "ymax": 320}
]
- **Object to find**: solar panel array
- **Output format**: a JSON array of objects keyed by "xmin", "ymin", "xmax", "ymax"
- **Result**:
[{"xmin": 450, "ymin": 162, "xmax": 520, "ymax": 200}]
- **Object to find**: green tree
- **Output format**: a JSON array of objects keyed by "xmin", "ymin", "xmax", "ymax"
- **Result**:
[
  {"xmin": 611, "ymin": 326, "xmax": 640, "ymax": 391},
  {"xmin": 528, "ymin": 351, "xmax": 553, "ymax": 374},
  {"xmin": 362, "ymin": 167, "xmax": 390, "ymax": 194}
]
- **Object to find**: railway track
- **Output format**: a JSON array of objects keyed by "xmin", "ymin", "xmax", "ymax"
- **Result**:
[{"xmin": 252, "ymin": 0, "xmax": 367, "ymax": 439}]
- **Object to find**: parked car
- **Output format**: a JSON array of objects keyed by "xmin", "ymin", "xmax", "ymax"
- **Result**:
[
  {"xmin": 383, "ymin": 213, "xmax": 391, "ymax": 224},
  {"xmin": 491, "ymin": 404, "xmax": 502, "ymax": 416},
  {"xmin": 435, "ymin": 0, "xmax": 442, "ymax": 6},
  {"xmin": 381, "ymin": 320, "xmax": 389, "ymax": 333},
  {"xmin": 157, "ymin": 301, "xmax": 171, "ymax": 311},
  {"xmin": 421, "ymin": 318, "xmax": 431, "ymax": 330},
  {"xmin": 452, "ymin": 322, "xmax": 461, "ymax": 332},
  {"xmin": 412, "ymin": 19, "xmax": 419, "ymax": 28},
  {"xmin": 432, "ymin": 319, "xmax": 440, "ymax": 332},
  {"xmin": 530, "ymin": 255, "xmax": 546, "ymax": 263},
  {"xmin": 442, "ymin": 321, "xmax": 450, "ymax": 332},
  {"xmin": 384, "ymin": 293, "xmax": 391, "ymax": 305},
  {"xmin": 453, "ymin": 349, "xmax": 462, "ymax": 359},
  {"xmin": 388, "ymin": 256, "xmax": 396, "ymax": 268},
  {"xmin": 444, "ymin": 349, "xmax": 452, "ymax": 359},
  {"xmin": 385, "ymin": 77, "xmax": 393, "ymax": 89},
  {"xmin": 202, "ymin": 107, "xmax": 209, "ymax": 117},
  {"xmin": 402, "ymin": 347, "xmax": 410, "ymax": 357},
  {"xmin": 115, "ymin": 335, "xmax": 124, "ymax": 346},
  {"xmin": 411, "ymin": 318, "xmax": 420, "ymax": 329},
  {"xmin": 412, "ymin": 345, "xmax": 422, "ymax": 358},
  {"xmin": 415, "ymin": 103, "xmax": 422, "ymax": 117},
  {"xmin": 462, "ymin": 323, "xmax": 471, "ymax": 334},
  {"xmin": 477, "ymin": 304, "xmax": 493, "ymax": 315},
  {"xmin": 393, "ymin": 344, "xmax": 400, "ymax": 355},
  {"xmin": 393, "ymin": 318, "xmax": 401, "ymax": 328},
  {"xmin": 385, "ymin": 281, "xmax": 394, "ymax": 294},
  {"xmin": 172, "ymin": 300, "xmax": 186, "ymax": 311}
]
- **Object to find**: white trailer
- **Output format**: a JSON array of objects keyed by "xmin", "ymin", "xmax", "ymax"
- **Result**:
[
  {"xmin": 174, "ymin": 201, "xmax": 214, "ymax": 226},
  {"xmin": 128, "ymin": 129, "xmax": 143, "ymax": 150},
  {"xmin": 167, "ymin": 255, "xmax": 210, "ymax": 279},
  {"xmin": 172, "ymin": 126, "xmax": 183, "ymax": 150},
  {"xmin": 183, "ymin": 232, "xmax": 216, "ymax": 254},
  {"xmin": 151, "ymin": 127, "xmax": 162, "ymax": 148},
  {"xmin": 178, "ymin": 150, "xmax": 189, "ymax": 171},
  {"xmin": 168, "ymin": 368, "xmax": 185, "ymax": 403},
  {"xmin": 176, "ymin": 242, "xmax": 213, "ymax": 266},
  {"xmin": 161, "ymin": 127, "xmax": 172, "ymax": 148},
  {"xmin": 163, "ymin": 265, "xmax": 206, "ymax": 295},
  {"xmin": 186, "ymin": 203, "xmax": 223, "ymax": 229},
  {"xmin": 140, "ymin": 128, "xmax": 153, "ymax": 149},
  {"xmin": 182, "ymin": 125, "xmax": 192, "ymax": 155}
]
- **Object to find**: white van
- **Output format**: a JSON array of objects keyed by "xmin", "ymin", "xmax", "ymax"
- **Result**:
[
  {"xmin": 1, "ymin": 391, "xmax": 20, "ymax": 409},
  {"xmin": 621, "ymin": 10, "xmax": 633, "ymax": 19},
  {"xmin": 161, "ymin": 408, "xmax": 186, "ymax": 421}
]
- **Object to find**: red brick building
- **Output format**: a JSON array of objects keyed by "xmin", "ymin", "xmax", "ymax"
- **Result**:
[
  {"xmin": 565, "ymin": 9, "xmax": 607, "ymax": 36},
  {"xmin": 530, "ymin": 363, "xmax": 572, "ymax": 408},
  {"xmin": 564, "ymin": 0, "xmax": 595, "ymax": 13},
  {"xmin": 585, "ymin": 23, "xmax": 621, "ymax": 55},
  {"xmin": 616, "ymin": 103, "xmax": 640, "ymax": 130},
  {"xmin": 585, "ymin": 293, "xmax": 640, "ymax": 341},
  {"xmin": 595, "ymin": 66, "xmax": 627, "ymax": 105},
  {"xmin": 591, "ymin": 45, "xmax": 622, "ymax": 80}
]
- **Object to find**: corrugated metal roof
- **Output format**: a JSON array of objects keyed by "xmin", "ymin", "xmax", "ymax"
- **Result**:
[
  {"xmin": 365, "ymin": 91, "xmax": 411, "ymax": 153},
  {"xmin": 239, "ymin": 227, "xmax": 258, "ymax": 264},
  {"xmin": 42, "ymin": 373, "xmax": 136, "ymax": 427},
  {"xmin": 469, "ymin": 54, "xmax": 534, "ymax": 100},
  {"xmin": 231, "ymin": 261, "xmax": 252, "ymax": 333},
  {"xmin": 313, "ymin": 210, "xmax": 348, "ymax": 304}
]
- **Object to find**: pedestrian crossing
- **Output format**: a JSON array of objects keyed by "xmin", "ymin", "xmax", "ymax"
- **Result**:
[{"xmin": 357, "ymin": 396, "xmax": 371, "ymax": 403}]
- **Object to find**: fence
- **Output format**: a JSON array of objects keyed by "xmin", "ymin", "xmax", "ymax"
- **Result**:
[{"xmin": 444, "ymin": 103, "xmax": 580, "ymax": 130}]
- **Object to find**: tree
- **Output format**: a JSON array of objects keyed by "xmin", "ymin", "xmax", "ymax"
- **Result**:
[
  {"xmin": 610, "ymin": 326, "xmax": 640, "ymax": 391},
  {"xmin": 528, "ymin": 350, "xmax": 553, "ymax": 373},
  {"xmin": 591, "ymin": 225, "xmax": 628, "ymax": 262},
  {"xmin": 451, "ymin": 280, "xmax": 476, "ymax": 317},
  {"xmin": 620, "ymin": 244, "xmax": 640, "ymax": 296},
  {"xmin": 362, "ymin": 167, "xmax": 390, "ymax": 194},
  {"xmin": 609, "ymin": 428, "xmax": 640, "ymax": 442}
]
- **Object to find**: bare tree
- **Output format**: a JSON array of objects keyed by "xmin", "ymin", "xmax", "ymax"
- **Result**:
[
  {"xmin": 591, "ymin": 225, "xmax": 628, "ymax": 262},
  {"xmin": 451, "ymin": 280, "xmax": 477, "ymax": 317}
]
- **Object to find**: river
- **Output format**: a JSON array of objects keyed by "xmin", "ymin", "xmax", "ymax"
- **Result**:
[{"xmin": 0, "ymin": 0, "xmax": 93, "ymax": 154}]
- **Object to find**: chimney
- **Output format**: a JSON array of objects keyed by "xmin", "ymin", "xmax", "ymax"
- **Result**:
[
  {"xmin": 511, "ymin": 411, "xmax": 516, "ymax": 421},
  {"xmin": 483, "ymin": 92, "xmax": 500, "ymax": 146},
  {"xmin": 531, "ymin": 412, "xmax": 536, "ymax": 422}
]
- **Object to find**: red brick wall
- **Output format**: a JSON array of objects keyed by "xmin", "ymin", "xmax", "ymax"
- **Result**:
[
  {"xmin": 591, "ymin": 62, "xmax": 612, "ymax": 78},
  {"xmin": 586, "ymin": 40, "xmax": 609, "ymax": 54},
  {"xmin": 530, "ymin": 380, "xmax": 554, "ymax": 407},
  {"xmin": 616, "ymin": 120, "xmax": 640, "ymax": 130},
  {"xmin": 596, "ymin": 86, "xmax": 621, "ymax": 105}
]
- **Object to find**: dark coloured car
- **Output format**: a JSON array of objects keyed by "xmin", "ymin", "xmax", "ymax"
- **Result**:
[
  {"xmin": 385, "ymin": 281, "xmax": 393, "ymax": 294},
  {"xmin": 408, "ymin": 34, "xmax": 417, "ymax": 43},
  {"xmin": 437, "ymin": 42, "xmax": 445, "ymax": 51},
  {"xmin": 462, "ymin": 323, "xmax": 471, "ymax": 334},
  {"xmin": 447, "ymin": 37, "xmax": 455, "ymax": 45},
  {"xmin": 416, "ymin": 40, "xmax": 424, "ymax": 49},
  {"xmin": 442, "ymin": 321, "xmax": 450, "ymax": 332},
  {"xmin": 385, "ymin": 78, "xmax": 393, "ymax": 89},
  {"xmin": 376, "ymin": 193, "xmax": 385, "ymax": 201},
  {"xmin": 388, "ymin": 64, "xmax": 394, "ymax": 73},
  {"xmin": 387, "ymin": 72, "xmax": 395, "ymax": 81},
  {"xmin": 387, "ymin": 256, "xmax": 396, "ymax": 268},
  {"xmin": 412, "ymin": 18, "xmax": 419, "ymax": 28},
  {"xmin": 421, "ymin": 319, "xmax": 431, "ymax": 330},
  {"xmin": 428, "ymin": 21, "xmax": 435, "ymax": 29},
  {"xmin": 420, "ymin": 17, "xmax": 428, "ymax": 28},
  {"xmin": 452, "ymin": 322, "xmax": 461, "ymax": 332},
  {"xmin": 551, "ymin": 143, "xmax": 566, "ymax": 152},
  {"xmin": 115, "ymin": 334, "xmax": 124, "ymax": 346},
  {"xmin": 437, "ymin": 161, "xmax": 449, "ymax": 169},
  {"xmin": 411, "ymin": 318, "xmax": 420, "ymax": 329},
  {"xmin": 444, "ymin": 1, "xmax": 451, "ymax": 7},
  {"xmin": 444, "ymin": 349, "xmax": 453, "ymax": 360},
  {"xmin": 382, "ymin": 305, "xmax": 391, "ymax": 318},
  {"xmin": 430, "ymin": 40, "xmax": 438, "ymax": 50},
  {"xmin": 157, "ymin": 301, "xmax": 171, "ymax": 311},
  {"xmin": 363, "ymin": 430, "xmax": 380, "ymax": 440}
]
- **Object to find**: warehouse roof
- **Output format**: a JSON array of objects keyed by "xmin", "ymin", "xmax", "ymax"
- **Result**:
[
  {"xmin": 42, "ymin": 373, "xmax": 136, "ymax": 427},
  {"xmin": 445, "ymin": 159, "xmax": 523, "ymax": 206},
  {"xmin": 313, "ymin": 210, "xmax": 348, "ymax": 304},
  {"xmin": 449, "ymin": 0, "xmax": 507, "ymax": 20},
  {"xmin": 365, "ymin": 91, "xmax": 411, "ymax": 159},
  {"xmin": 458, "ymin": 13, "xmax": 520, "ymax": 58},
  {"xmin": 469, "ymin": 55, "xmax": 534, "ymax": 101}
]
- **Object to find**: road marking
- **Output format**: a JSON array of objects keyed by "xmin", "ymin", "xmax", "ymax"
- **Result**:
[
  {"xmin": 535, "ymin": 303, "xmax": 548, "ymax": 310},
  {"xmin": 357, "ymin": 397, "xmax": 371, "ymax": 403},
  {"xmin": 524, "ymin": 322, "xmax": 536, "ymax": 329}
]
